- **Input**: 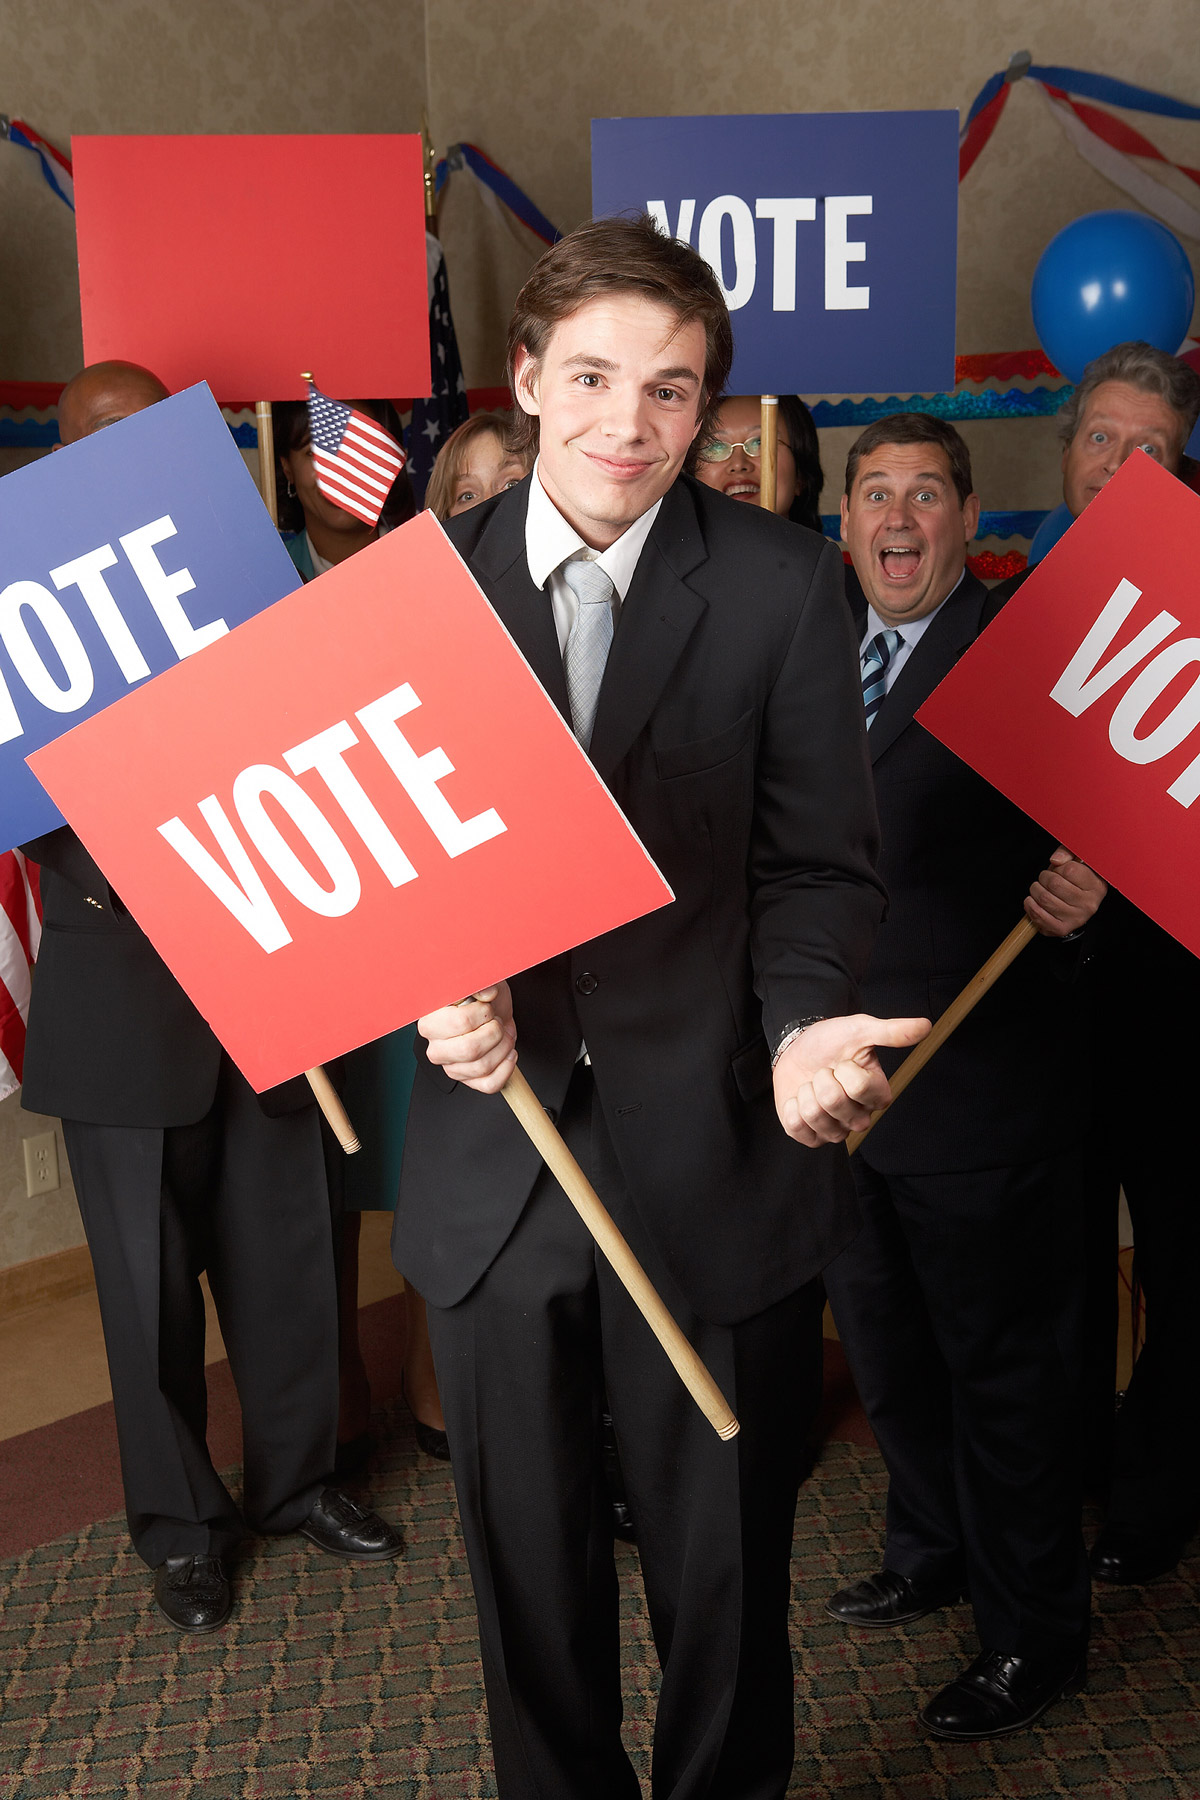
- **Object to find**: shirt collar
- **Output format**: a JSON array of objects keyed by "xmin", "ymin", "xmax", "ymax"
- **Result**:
[
  {"xmin": 862, "ymin": 567, "xmax": 965, "ymax": 652},
  {"xmin": 525, "ymin": 458, "xmax": 662, "ymax": 600}
]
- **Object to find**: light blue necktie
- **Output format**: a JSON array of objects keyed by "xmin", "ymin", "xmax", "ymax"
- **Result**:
[
  {"xmin": 861, "ymin": 628, "xmax": 903, "ymax": 727},
  {"xmin": 562, "ymin": 558, "xmax": 615, "ymax": 751}
]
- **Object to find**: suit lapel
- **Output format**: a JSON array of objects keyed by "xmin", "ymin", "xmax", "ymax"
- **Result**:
[
  {"xmin": 469, "ymin": 481, "xmax": 570, "ymax": 719},
  {"xmin": 866, "ymin": 574, "xmax": 987, "ymax": 765},
  {"xmin": 586, "ymin": 480, "xmax": 709, "ymax": 779}
]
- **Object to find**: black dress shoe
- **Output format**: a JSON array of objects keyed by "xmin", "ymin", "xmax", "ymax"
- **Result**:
[
  {"xmin": 1091, "ymin": 1523, "xmax": 1191, "ymax": 1585},
  {"xmin": 401, "ymin": 1379, "xmax": 451, "ymax": 1462},
  {"xmin": 412, "ymin": 1416, "xmax": 451, "ymax": 1461},
  {"xmin": 153, "ymin": 1554, "xmax": 232, "ymax": 1633},
  {"xmin": 826, "ymin": 1567, "xmax": 964, "ymax": 1627},
  {"xmin": 921, "ymin": 1647, "xmax": 1087, "ymax": 1740},
  {"xmin": 298, "ymin": 1488, "xmax": 404, "ymax": 1561}
]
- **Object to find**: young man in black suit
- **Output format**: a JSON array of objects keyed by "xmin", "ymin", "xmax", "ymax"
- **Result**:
[
  {"xmin": 21, "ymin": 362, "xmax": 402, "ymax": 1634},
  {"xmin": 392, "ymin": 216, "xmax": 928, "ymax": 1800},
  {"xmin": 823, "ymin": 413, "xmax": 1107, "ymax": 1740}
]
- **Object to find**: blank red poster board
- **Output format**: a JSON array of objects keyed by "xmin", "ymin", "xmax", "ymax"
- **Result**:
[
  {"xmin": 73, "ymin": 134, "xmax": 430, "ymax": 402},
  {"xmin": 917, "ymin": 452, "xmax": 1200, "ymax": 960},
  {"xmin": 29, "ymin": 513, "xmax": 673, "ymax": 1089}
]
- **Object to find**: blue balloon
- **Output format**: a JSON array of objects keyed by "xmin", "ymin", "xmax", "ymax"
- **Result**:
[
  {"xmin": 1031, "ymin": 211, "xmax": 1195, "ymax": 384},
  {"xmin": 1029, "ymin": 502, "xmax": 1073, "ymax": 566}
]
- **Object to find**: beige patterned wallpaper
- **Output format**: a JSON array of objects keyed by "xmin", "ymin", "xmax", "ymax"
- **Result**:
[
  {"xmin": 0, "ymin": 0, "xmax": 428, "ymax": 380},
  {"xmin": 427, "ymin": 0, "xmax": 1200, "ymax": 377}
]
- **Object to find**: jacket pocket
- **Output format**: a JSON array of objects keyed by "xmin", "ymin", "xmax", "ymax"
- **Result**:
[{"xmin": 654, "ymin": 710, "xmax": 754, "ymax": 780}]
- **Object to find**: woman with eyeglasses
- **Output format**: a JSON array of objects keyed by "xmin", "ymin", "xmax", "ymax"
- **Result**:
[{"xmin": 692, "ymin": 393, "xmax": 825, "ymax": 532}]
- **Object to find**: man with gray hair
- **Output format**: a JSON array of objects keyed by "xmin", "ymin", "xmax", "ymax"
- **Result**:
[{"xmin": 991, "ymin": 341, "xmax": 1200, "ymax": 1588}]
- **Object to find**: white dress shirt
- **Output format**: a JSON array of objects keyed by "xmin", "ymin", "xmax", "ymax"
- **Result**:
[
  {"xmin": 858, "ymin": 569, "xmax": 965, "ymax": 697},
  {"xmin": 525, "ymin": 459, "xmax": 662, "ymax": 1062},
  {"xmin": 525, "ymin": 458, "xmax": 662, "ymax": 652}
]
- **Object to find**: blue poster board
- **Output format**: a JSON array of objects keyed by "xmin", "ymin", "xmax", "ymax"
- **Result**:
[
  {"xmin": 592, "ymin": 111, "xmax": 958, "ymax": 396},
  {"xmin": 0, "ymin": 382, "xmax": 301, "ymax": 848}
]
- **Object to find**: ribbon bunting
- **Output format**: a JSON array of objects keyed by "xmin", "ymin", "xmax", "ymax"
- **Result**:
[{"xmin": 0, "ymin": 115, "xmax": 73, "ymax": 208}]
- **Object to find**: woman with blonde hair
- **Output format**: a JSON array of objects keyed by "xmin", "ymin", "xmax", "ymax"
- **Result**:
[{"xmin": 425, "ymin": 411, "xmax": 531, "ymax": 520}]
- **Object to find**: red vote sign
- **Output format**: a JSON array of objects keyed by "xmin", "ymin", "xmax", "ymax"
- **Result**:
[
  {"xmin": 917, "ymin": 452, "xmax": 1200, "ymax": 959},
  {"xmin": 28, "ymin": 514, "xmax": 673, "ymax": 1089},
  {"xmin": 73, "ymin": 135, "xmax": 430, "ymax": 402}
]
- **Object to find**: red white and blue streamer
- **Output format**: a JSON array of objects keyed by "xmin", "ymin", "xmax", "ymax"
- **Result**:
[
  {"xmin": 961, "ymin": 59, "xmax": 1200, "ymax": 239},
  {"xmin": 434, "ymin": 142, "xmax": 561, "ymax": 246},
  {"xmin": 1, "ymin": 115, "xmax": 73, "ymax": 209}
]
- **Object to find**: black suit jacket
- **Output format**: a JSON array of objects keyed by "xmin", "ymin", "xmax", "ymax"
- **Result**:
[
  {"xmin": 848, "ymin": 567, "xmax": 1086, "ymax": 1174},
  {"xmin": 20, "ymin": 826, "xmax": 314, "ymax": 1126},
  {"xmin": 393, "ymin": 476, "xmax": 886, "ymax": 1325}
]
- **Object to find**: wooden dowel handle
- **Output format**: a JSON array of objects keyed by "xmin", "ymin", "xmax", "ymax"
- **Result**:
[
  {"xmin": 500, "ymin": 1064, "xmax": 739, "ymax": 1441},
  {"xmin": 256, "ymin": 400, "xmax": 278, "ymax": 522},
  {"xmin": 759, "ymin": 395, "xmax": 778, "ymax": 511},
  {"xmin": 306, "ymin": 1064, "xmax": 361, "ymax": 1154},
  {"xmin": 847, "ymin": 916, "xmax": 1038, "ymax": 1155}
]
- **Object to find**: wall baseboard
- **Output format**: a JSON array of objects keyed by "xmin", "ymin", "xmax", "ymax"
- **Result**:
[{"xmin": 0, "ymin": 1243, "xmax": 94, "ymax": 1315}]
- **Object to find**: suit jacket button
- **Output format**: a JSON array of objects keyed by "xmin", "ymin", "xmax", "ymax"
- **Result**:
[{"xmin": 575, "ymin": 972, "xmax": 599, "ymax": 996}]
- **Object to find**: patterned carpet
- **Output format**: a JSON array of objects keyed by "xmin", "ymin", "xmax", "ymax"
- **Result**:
[{"xmin": 2, "ymin": 1405, "xmax": 1198, "ymax": 1799}]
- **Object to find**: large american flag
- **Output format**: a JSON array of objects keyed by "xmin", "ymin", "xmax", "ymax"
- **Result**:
[
  {"xmin": 0, "ymin": 850, "xmax": 41, "ymax": 1103},
  {"xmin": 406, "ymin": 235, "xmax": 469, "ymax": 507},
  {"xmin": 305, "ymin": 382, "xmax": 407, "ymax": 528}
]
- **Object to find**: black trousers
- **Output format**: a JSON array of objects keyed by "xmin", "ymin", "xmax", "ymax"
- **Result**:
[
  {"xmin": 1080, "ymin": 913, "xmax": 1200, "ymax": 1535},
  {"xmin": 62, "ymin": 1055, "xmax": 339, "ymax": 1567},
  {"xmin": 426, "ymin": 1065, "xmax": 825, "ymax": 1800},
  {"xmin": 1100, "ymin": 1133, "xmax": 1200, "ymax": 1535},
  {"xmin": 823, "ymin": 1152, "xmax": 1090, "ymax": 1658}
]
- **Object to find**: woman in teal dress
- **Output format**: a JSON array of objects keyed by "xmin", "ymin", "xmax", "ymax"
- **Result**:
[{"xmin": 274, "ymin": 398, "xmax": 449, "ymax": 1461}]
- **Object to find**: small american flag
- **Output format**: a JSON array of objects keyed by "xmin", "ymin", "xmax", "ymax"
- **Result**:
[
  {"xmin": 0, "ymin": 850, "xmax": 41, "ymax": 1102},
  {"xmin": 305, "ymin": 381, "xmax": 406, "ymax": 528}
]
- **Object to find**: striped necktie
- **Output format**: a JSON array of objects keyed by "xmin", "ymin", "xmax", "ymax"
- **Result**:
[
  {"xmin": 861, "ymin": 628, "xmax": 903, "ymax": 727},
  {"xmin": 562, "ymin": 558, "xmax": 615, "ymax": 751}
]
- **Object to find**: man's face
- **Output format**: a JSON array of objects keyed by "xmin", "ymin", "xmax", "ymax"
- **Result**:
[
  {"xmin": 841, "ymin": 442, "xmax": 979, "ymax": 628},
  {"xmin": 512, "ymin": 293, "xmax": 707, "ymax": 548},
  {"xmin": 1061, "ymin": 379, "xmax": 1187, "ymax": 517},
  {"xmin": 57, "ymin": 363, "xmax": 168, "ymax": 445}
]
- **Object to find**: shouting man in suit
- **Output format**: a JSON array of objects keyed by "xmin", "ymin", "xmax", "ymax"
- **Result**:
[
  {"xmin": 392, "ymin": 217, "xmax": 928, "ymax": 1800},
  {"xmin": 21, "ymin": 361, "xmax": 402, "ymax": 1635},
  {"xmin": 823, "ymin": 414, "xmax": 1107, "ymax": 1739}
]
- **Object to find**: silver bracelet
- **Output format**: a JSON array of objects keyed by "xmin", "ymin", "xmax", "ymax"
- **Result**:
[{"xmin": 771, "ymin": 1016, "xmax": 828, "ymax": 1068}]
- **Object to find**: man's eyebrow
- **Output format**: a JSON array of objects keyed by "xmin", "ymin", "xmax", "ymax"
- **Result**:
[
  {"xmin": 560, "ymin": 354, "xmax": 620, "ymax": 372},
  {"xmin": 1086, "ymin": 413, "xmax": 1171, "ymax": 435},
  {"xmin": 652, "ymin": 365, "xmax": 702, "ymax": 384},
  {"xmin": 858, "ymin": 466, "xmax": 949, "ymax": 485}
]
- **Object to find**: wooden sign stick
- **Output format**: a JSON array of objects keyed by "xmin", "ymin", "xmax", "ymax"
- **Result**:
[
  {"xmin": 255, "ymin": 394, "xmax": 361, "ymax": 1155},
  {"xmin": 500, "ymin": 1064, "xmax": 740, "ymax": 1441},
  {"xmin": 759, "ymin": 395, "xmax": 778, "ymax": 510},
  {"xmin": 847, "ymin": 916, "xmax": 1037, "ymax": 1154}
]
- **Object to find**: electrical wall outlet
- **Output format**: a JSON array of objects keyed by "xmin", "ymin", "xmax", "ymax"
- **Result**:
[{"xmin": 23, "ymin": 1131, "xmax": 60, "ymax": 1197}]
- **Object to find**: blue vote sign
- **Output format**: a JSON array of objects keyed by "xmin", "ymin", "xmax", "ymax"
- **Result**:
[
  {"xmin": 592, "ymin": 111, "xmax": 959, "ymax": 396},
  {"xmin": 0, "ymin": 383, "xmax": 301, "ymax": 849}
]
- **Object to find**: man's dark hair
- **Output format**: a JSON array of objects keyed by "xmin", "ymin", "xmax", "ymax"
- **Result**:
[
  {"xmin": 844, "ymin": 413, "xmax": 974, "ymax": 506},
  {"xmin": 1056, "ymin": 339, "xmax": 1200, "ymax": 451},
  {"xmin": 505, "ymin": 214, "xmax": 734, "ymax": 459}
]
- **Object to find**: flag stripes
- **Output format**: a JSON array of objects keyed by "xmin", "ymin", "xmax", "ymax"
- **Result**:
[
  {"xmin": 0, "ymin": 850, "xmax": 42, "ymax": 1102},
  {"xmin": 306, "ymin": 382, "xmax": 406, "ymax": 528}
]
